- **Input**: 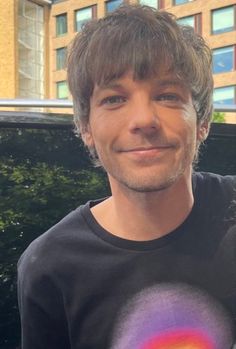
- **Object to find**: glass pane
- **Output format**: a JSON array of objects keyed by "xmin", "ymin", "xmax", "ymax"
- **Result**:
[
  {"xmin": 139, "ymin": 0, "xmax": 159, "ymax": 9},
  {"xmin": 57, "ymin": 81, "xmax": 68, "ymax": 99},
  {"xmin": 177, "ymin": 15, "xmax": 195, "ymax": 28},
  {"xmin": 56, "ymin": 14, "xmax": 67, "ymax": 36},
  {"xmin": 213, "ymin": 86, "xmax": 235, "ymax": 105},
  {"xmin": 75, "ymin": 7, "xmax": 92, "ymax": 32},
  {"xmin": 175, "ymin": 0, "xmax": 191, "ymax": 5},
  {"xmin": 56, "ymin": 47, "xmax": 66, "ymax": 70},
  {"xmin": 106, "ymin": 0, "xmax": 122, "ymax": 13},
  {"xmin": 212, "ymin": 7, "xmax": 234, "ymax": 34},
  {"xmin": 213, "ymin": 46, "xmax": 234, "ymax": 74},
  {"xmin": 18, "ymin": 0, "xmax": 45, "ymax": 100}
]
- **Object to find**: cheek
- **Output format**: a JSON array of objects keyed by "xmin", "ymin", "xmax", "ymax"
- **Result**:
[
  {"xmin": 89, "ymin": 126, "xmax": 111, "ymax": 161},
  {"xmin": 165, "ymin": 119, "xmax": 197, "ymax": 146},
  {"xmin": 163, "ymin": 107, "xmax": 197, "ymax": 134},
  {"xmin": 180, "ymin": 118, "xmax": 198, "ymax": 145},
  {"xmin": 90, "ymin": 119, "xmax": 121, "ymax": 151},
  {"xmin": 181, "ymin": 107, "xmax": 198, "ymax": 139}
]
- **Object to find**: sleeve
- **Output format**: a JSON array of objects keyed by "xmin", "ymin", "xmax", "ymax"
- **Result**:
[{"xmin": 17, "ymin": 244, "xmax": 70, "ymax": 349}]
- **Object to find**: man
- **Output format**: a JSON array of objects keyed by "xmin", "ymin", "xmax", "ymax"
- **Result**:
[{"xmin": 18, "ymin": 4, "xmax": 236, "ymax": 349}]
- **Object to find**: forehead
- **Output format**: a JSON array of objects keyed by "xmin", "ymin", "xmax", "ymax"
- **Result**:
[{"xmin": 92, "ymin": 70, "xmax": 189, "ymax": 95}]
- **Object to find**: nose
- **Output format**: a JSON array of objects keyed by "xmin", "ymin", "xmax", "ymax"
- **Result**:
[{"xmin": 128, "ymin": 98, "xmax": 160, "ymax": 135}]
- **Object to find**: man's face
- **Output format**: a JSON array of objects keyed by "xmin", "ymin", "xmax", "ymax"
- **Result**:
[{"xmin": 83, "ymin": 71, "xmax": 208, "ymax": 193}]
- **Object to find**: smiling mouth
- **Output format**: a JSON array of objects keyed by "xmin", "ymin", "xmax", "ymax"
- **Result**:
[
  {"xmin": 120, "ymin": 145, "xmax": 173, "ymax": 153},
  {"xmin": 124, "ymin": 146, "xmax": 172, "ymax": 152},
  {"xmin": 119, "ymin": 146, "xmax": 173, "ymax": 160}
]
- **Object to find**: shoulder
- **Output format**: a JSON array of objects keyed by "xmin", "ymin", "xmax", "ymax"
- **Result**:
[
  {"xmin": 193, "ymin": 172, "xmax": 236, "ymax": 198},
  {"xmin": 17, "ymin": 203, "xmax": 90, "ymax": 279},
  {"xmin": 193, "ymin": 172, "xmax": 236, "ymax": 224},
  {"xmin": 18, "ymin": 197, "xmax": 108, "ymax": 283},
  {"xmin": 194, "ymin": 171, "xmax": 236, "ymax": 185}
]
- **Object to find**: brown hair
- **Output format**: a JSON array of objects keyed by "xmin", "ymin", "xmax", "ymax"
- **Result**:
[{"xmin": 67, "ymin": 4, "xmax": 213, "ymax": 134}]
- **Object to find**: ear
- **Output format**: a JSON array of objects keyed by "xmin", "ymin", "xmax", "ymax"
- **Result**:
[
  {"xmin": 197, "ymin": 121, "xmax": 210, "ymax": 142},
  {"xmin": 81, "ymin": 124, "xmax": 94, "ymax": 148}
]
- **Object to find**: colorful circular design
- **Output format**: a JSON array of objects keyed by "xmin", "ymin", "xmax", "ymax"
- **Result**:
[
  {"xmin": 111, "ymin": 283, "xmax": 234, "ymax": 349},
  {"xmin": 141, "ymin": 329, "xmax": 213, "ymax": 349}
]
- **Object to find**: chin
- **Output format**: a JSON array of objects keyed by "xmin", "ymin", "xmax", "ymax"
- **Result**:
[{"xmin": 117, "ymin": 171, "xmax": 184, "ymax": 193}]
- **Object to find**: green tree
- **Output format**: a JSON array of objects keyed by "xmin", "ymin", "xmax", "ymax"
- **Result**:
[
  {"xmin": 0, "ymin": 127, "xmax": 109, "ymax": 348},
  {"xmin": 212, "ymin": 111, "xmax": 225, "ymax": 123}
]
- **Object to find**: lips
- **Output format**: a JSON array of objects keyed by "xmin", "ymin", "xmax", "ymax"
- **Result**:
[
  {"xmin": 124, "ymin": 146, "xmax": 172, "ymax": 152},
  {"xmin": 117, "ymin": 144, "xmax": 174, "ymax": 152},
  {"xmin": 116, "ymin": 146, "xmax": 173, "ymax": 162},
  {"xmin": 121, "ymin": 146, "xmax": 173, "ymax": 156}
]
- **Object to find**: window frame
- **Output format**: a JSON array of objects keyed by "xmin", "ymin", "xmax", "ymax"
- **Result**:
[
  {"xmin": 56, "ymin": 13, "xmax": 67, "ymax": 36},
  {"xmin": 212, "ymin": 45, "xmax": 235, "ymax": 75},
  {"xmin": 173, "ymin": 0, "xmax": 195, "ymax": 6},
  {"xmin": 56, "ymin": 47, "xmax": 67, "ymax": 71},
  {"xmin": 177, "ymin": 13, "xmax": 202, "ymax": 34},
  {"xmin": 74, "ymin": 5, "xmax": 96, "ymax": 32},
  {"xmin": 56, "ymin": 81, "xmax": 69, "ymax": 99},
  {"xmin": 105, "ymin": 0, "xmax": 123, "ymax": 13},
  {"xmin": 213, "ymin": 85, "xmax": 236, "ymax": 105},
  {"xmin": 139, "ymin": 0, "xmax": 161, "ymax": 9},
  {"xmin": 211, "ymin": 5, "xmax": 236, "ymax": 35}
]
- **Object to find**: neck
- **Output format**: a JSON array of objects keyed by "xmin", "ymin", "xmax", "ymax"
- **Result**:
[{"xmin": 91, "ymin": 171, "xmax": 194, "ymax": 241}]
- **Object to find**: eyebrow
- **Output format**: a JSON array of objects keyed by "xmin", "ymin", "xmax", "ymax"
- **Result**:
[
  {"xmin": 92, "ymin": 82, "xmax": 126, "ymax": 100},
  {"xmin": 93, "ymin": 77, "xmax": 186, "ymax": 97},
  {"xmin": 100, "ymin": 78, "xmax": 183, "ymax": 88},
  {"xmin": 95, "ymin": 82, "xmax": 125, "ymax": 91}
]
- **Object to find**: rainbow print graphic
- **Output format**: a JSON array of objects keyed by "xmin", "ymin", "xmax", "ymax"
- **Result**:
[
  {"xmin": 111, "ymin": 284, "xmax": 234, "ymax": 349},
  {"xmin": 141, "ymin": 329, "xmax": 214, "ymax": 348}
]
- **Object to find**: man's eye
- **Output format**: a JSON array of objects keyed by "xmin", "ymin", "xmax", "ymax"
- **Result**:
[
  {"xmin": 155, "ymin": 94, "xmax": 180, "ymax": 102},
  {"xmin": 101, "ymin": 95, "xmax": 126, "ymax": 105}
]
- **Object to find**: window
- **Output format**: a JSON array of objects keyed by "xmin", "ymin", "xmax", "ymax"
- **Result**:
[
  {"xmin": 177, "ymin": 15, "xmax": 194, "ymax": 28},
  {"xmin": 213, "ymin": 46, "xmax": 235, "ymax": 74},
  {"xmin": 56, "ymin": 13, "xmax": 67, "ymax": 36},
  {"xmin": 56, "ymin": 81, "xmax": 69, "ymax": 99},
  {"xmin": 212, "ymin": 6, "xmax": 235, "ymax": 35},
  {"xmin": 139, "ymin": 0, "xmax": 159, "ymax": 9},
  {"xmin": 18, "ymin": 0, "xmax": 45, "ymax": 100},
  {"xmin": 106, "ymin": 0, "xmax": 122, "ymax": 13},
  {"xmin": 213, "ymin": 86, "xmax": 236, "ymax": 105},
  {"xmin": 75, "ymin": 7, "xmax": 93, "ymax": 32},
  {"xmin": 177, "ymin": 14, "xmax": 201, "ymax": 34},
  {"xmin": 56, "ymin": 47, "xmax": 66, "ymax": 70},
  {"xmin": 174, "ymin": 0, "xmax": 194, "ymax": 5}
]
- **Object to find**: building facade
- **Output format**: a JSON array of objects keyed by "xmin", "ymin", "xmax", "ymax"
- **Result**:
[
  {"xmin": 0, "ymin": 0, "xmax": 236, "ymax": 121},
  {"xmin": 0, "ymin": 0, "xmax": 51, "ymax": 104}
]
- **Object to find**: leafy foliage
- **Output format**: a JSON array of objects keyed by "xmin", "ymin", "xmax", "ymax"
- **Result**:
[
  {"xmin": 212, "ymin": 111, "xmax": 225, "ymax": 123},
  {"xmin": 0, "ymin": 128, "xmax": 109, "ymax": 348}
]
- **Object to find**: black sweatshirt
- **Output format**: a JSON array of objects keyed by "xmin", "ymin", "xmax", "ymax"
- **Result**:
[{"xmin": 18, "ymin": 172, "xmax": 236, "ymax": 348}]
